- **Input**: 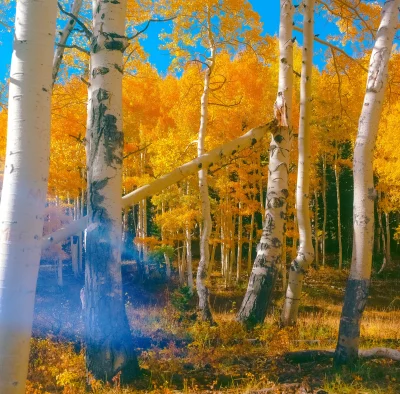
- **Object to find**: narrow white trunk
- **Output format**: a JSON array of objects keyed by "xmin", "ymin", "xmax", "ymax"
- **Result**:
[
  {"xmin": 385, "ymin": 211, "xmax": 391, "ymax": 266},
  {"xmin": 334, "ymin": 153, "xmax": 343, "ymax": 269},
  {"xmin": 237, "ymin": 204, "xmax": 243, "ymax": 282},
  {"xmin": 52, "ymin": 0, "xmax": 83, "ymax": 86},
  {"xmin": 196, "ymin": 8, "xmax": 215, "ymax": 323},
  {"xmin": 322, "ymin": 154, "xmax": 327, "ymax": 266},
  {"xmin": 281, "ymin": 0, "xmax": 315, "ymax": 326},
  {"xmin": 314, "ymin": 190, "xmax": 319, "ymax": 266},
  {"xmin": 186, "ymin": 226, "xmax": 193, "ymax": 294},
  {"xmin": 237, "ymin": 0, "xmax": 295, "ymax": 326},
  {"xmin": 247, "ymin": 212, "xmax": 255, "ymax": 274},
  {"xmin": 0, "ymin": 1, "xmax": 57, "ymax": 391},
  {"xmin": 334, "ymin": 0, "xmax": 399, "ymax": 366}
]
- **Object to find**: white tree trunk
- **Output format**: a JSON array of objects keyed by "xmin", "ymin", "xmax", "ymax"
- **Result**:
[
  {"xmin": 52, "ymin": 0, "xmax": 83, "ymax": 86},
  {"xmin": 196, "ymin": 9, "xmax": 215, "ymax": 323},
  {"xmin": 237, "ymin": 0, "xmax": 294, "ymax": 326},
  {"xmin": 237, "ymin": 204, "xmax": 243, "ymax": 282},
  {"xmin": 334, "ymin": 153, "xmax": 343, "ymax": 269},
  {"xmin": 385, "ymin": 211, "xmax": 391, "ymax": 266},
  {"xmin": 314, "ymin": 190, "xmax": 319, "ymax": 267},
  {"xmin": 84, "ymin": 0, "xmax": 138, "ymax": 382},
  {"xmin": 322, "ymin": 154, "xmax": 327, "ymax": 266},
  {"xmin": 334, "ymin": 0, "xmax": 399, "ymax": 366},
  {"xmin": 0, "ymin": 1, "xmax": 57, "ymax": 392},
  {"xmin": 281, "ymin": 0, "xmax": 315, "ymax": 326},
  {"xmin": 247, "ymin": 212, "xmax": 255, "ymax": 274},
  {"xmin": 186, "ymin": 226, "xmax": 194, "ymax": 294}
]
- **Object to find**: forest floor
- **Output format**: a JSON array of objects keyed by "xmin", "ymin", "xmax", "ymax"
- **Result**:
[{"xmin": 27, "ymin": 262, "xmax": 400, "ymax": 393}]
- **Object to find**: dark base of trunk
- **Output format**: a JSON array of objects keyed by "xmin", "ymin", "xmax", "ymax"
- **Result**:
[
  {"xmin": 237, "ymin": 265, "xmax": 278, "ymax": 328},
  {"xmin": 197, "ymin": 285, "xmax": 215, "ymax": 325},
  {"xmin": 334, "ymin": 278, "xmax": 370, "ymax": 367}
]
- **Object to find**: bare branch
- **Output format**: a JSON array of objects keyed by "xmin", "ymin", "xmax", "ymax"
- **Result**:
[
  {"xmin": 127, "ymin": 16, "xmax": 177, "ymax": 40},
  {"xmin": 56, "ymin": 43, "xmax": 89, "ymax": 56},
  {"xmin": 293, "ymin": 25, "xmax": 368, "ymax": 73},
  {"xmin": 57, "ymin": 1, "xmax": 92, "ymax": 39}
]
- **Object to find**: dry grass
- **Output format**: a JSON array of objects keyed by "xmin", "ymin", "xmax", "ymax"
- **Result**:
[{"xmin": 27, "ymin": 266, "xmax": 400, "ymax": 393}]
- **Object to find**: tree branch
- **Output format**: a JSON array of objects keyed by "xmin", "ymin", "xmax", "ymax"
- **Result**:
[
  {"xmin": 57, "ymin": 1, "xmax": 92, "ymax": 39},
  {"xmin": 56, "ymin": 43, "xmax": 89, "ymax": 56},
  {"xmin": 127, "ymin": 16, "xmax": 177, "ymax": 40},
  {"xmin": 293, "ymin": 25, "xmax": 368, "ymax": 73}
]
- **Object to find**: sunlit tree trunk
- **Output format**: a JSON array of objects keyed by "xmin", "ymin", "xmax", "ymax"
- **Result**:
[
  {"xmin": 281, "ymin": 0, "xmax": 315, "ymax": 326},
  {"xmin": 322, "ymin": 154, "xmax": 327, "ymax": 266},
  {"xmin": 334, "ymin": 147, "xmax": 343, "ymax": 269},
  {"xmin": 377, "ymin": 194, "xmax": 387, "ymax": 274},
  {"xmin": 196, "ymin": 8, "xmax": 215, "ymax": 323},
  {"xmin": 334, "ymin": 0, "xmax": 399, "ymax": 366},
  {"xmin": 186, "ymin": 225, "xmax": 194, "ymax": 294},
  {"xmin": 0, "ymin": 1, "xmax": 57, "ymax": 392},
  {"xmin": 385, "ymin": 212, "xmax": 391, "ymax": 266},
  {"xmin": 314, "ymin": 190, "xmax": 319, "ymax": 267},
  {"xmin": 84, "ymin": 0, "xmax": 139, "ymax": 382},
  {"xmin": 237, "ymin": 0, "xmax": 294, "ymax": 326},
  {"xmin": 247, "ymin": 212, "xmax": 255, "ymax": 274},
  {"xmin": 237, "ymin": 203, "xmax": 243, "ymax": 282}
]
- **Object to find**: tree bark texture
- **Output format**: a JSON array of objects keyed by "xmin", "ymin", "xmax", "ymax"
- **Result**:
[
  {"xmin": 281, "ymin": 0, "xmax": 315, "ymax": 326},
  {"xmin": 84, "ymin": 0, "xmax": 139, "ymax": 382},
  {"xmin": 196, "ymin": 8, "xmax": 215, "ymax": 323},
  {"xmin": 0, "ymin": 1, "xmax": 57, "ymax": 392},
  {"xmin": 237, "ymin": 0, "xmax": 294, "ymax": 327},
  {"xmin": 334, "ymin": 152, "xmax": 343, "ymax": 269},
  {"xmin": 334, "ymin": 0, "xmax": 399, "ymax": 366}
]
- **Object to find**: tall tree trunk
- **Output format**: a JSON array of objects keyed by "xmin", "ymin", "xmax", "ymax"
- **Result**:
[
  {"xmin": 57, "ymin": 258, "xmax": 63, "ymax": 287},
  {"xmin": 385, "ymin": 211, "xmax": 391, "ymax": 266},
  {"xmin": 237, "ymin": 206, "xmax": 243, "ymax": 282},
  {"xmin": 281, "ymin": 0, "xmax": 315, "ymax": 326},
  {"xmin": 186, "ymin": 225, "xmax": 194, "ymax": 294},
  {"xmin": 322, "ymin": 154, "xmax": 327, "ymax": 266},
  {"xmin": 196, "ymin": 8, "xmax": 215, "ymax": 323},
  {"xmin": 334, "ymin": 0, "xmax": 399, "ymax": 366},
  {"xmin": 247, "ymin": 212, "xmax": 255, "ymax": 274},
  {"xmin": 334, "ymin": 148, "xmax": 343, "ymax": 269},
  {"xmin": 237, "ymin": 0, "xmax": 294, "ymax": 326},
  {"xmin": 0, "ymin": 1, "xmax": 57, "ymax": 392},
  {"xmin": 84, "ymin": 0, "xmax": 139, "ymax": 382},
  {"xmin": 314, "ymin": 190, "xmax": 319, "ymax": 267},
  {"xmin": 377, "ymin": 197, "xmax": 387, "ymax": 274}
]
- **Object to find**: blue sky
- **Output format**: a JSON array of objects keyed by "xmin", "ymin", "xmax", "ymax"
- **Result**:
[{"xmin": 0, "ymin": 0, "xmax": 336, "ymax": 84}]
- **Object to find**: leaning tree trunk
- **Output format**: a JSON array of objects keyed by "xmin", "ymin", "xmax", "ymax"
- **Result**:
[
  {"xmin": 281, "ymin": 0, "xmax": 315, "ymax": 327},
  {"xmin": 334, "ymin": 0, "xmax": 399, "ymax": 366},
  {"xmin": 237, "ymin": 0, "xmax": 294, "ymax": 327},
  {"xmin": 196, "ymin": 9, "xmax": 215, "ymax": 323},
  {"xmin": 0, "ymin": 1, "xmax": 57, "ymax": 392},
  {"xmin": 84, "ymin": 0, "xmax": 139, "ymax": 382}
]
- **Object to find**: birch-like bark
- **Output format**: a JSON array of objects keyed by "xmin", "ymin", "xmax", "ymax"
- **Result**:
[
  {"xmin": 314, "ymin": 190, "xmax": 319, "ymax": 267},
  {"xmin": 0, "ymin": 1, "xmax": 57, "ymax": 392},
  {"xmin": 196, "ymin": 8, "xmax": 216, "ymax": 322},
  {"xmin": 334, "ymin": 0, "xmax": 399, "ymax": 366},
  {"xmin": 237, "ymin": 204, "xmax": 243, "ymax": 282},
  {"xmin": 52, "ymin": 0, "xmax": 83, "ymax": 86},
  {"xmin": 334, "ymin": 152, "xmax": 343, "ymax": 269},
  {"xmin": 84, "ymin": 0, "xmax": 138, "ymax": 381},
  {"xmin": 247, "ymin": 212, "xmax": 255, "ymax": 274},
  {"xmin": 385, "ymin": 212, "xmax": 391, "ymax": 266},
  {"xmin": 237, "ymin": 0, "xmax": 294, "ymax": 326},
  {"xmin": 322, "ymin": 154, "xmax": 327, "ymax": 266},
  {"xmin": 281, "ymin": 0, "xmax": 315, "ymax": 326}
]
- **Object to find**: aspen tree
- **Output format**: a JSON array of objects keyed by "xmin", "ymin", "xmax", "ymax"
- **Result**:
[
  {"xmin": 84, "ymin": 0, "xmax": 139, "ymax": 381},
  {"xmin": 281, "ymin": 0, "xmax": 315, "ymax": 327},
  {"xmin": 237, "ymin": 0, "xmax": 294, "ymax": 326},
  {"xmin": 0, "ymin": 1, "xmax": 57, "ymax": 392},
  {"xmin": 334, "ymin": 0, "xmax": 400, "ymax": 366}
]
